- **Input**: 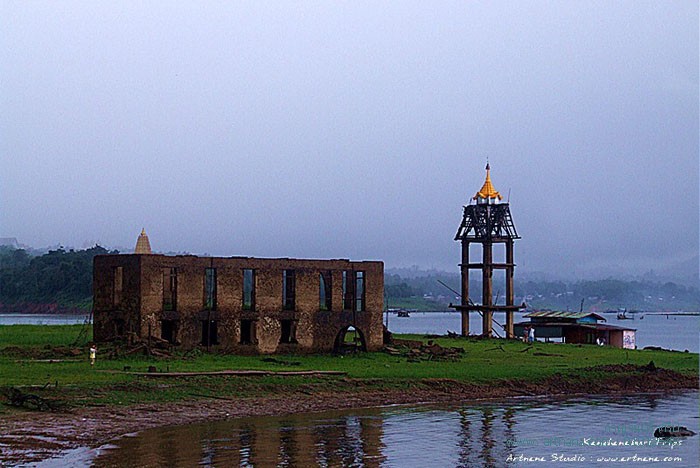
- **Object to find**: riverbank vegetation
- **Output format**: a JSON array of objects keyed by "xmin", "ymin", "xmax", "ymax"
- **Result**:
[
  {"xmin": 0, "ymin": 325, "xmax": 697, "ymax": 412},
  {"xmin": 0, "ymin": 246, "xmax": 115, "ymax": 312}
]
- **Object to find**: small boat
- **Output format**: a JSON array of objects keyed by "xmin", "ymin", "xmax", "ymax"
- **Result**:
[
  {"xmin": 616, "ymin": 308, "xmax": 634, "ymax": 320},
  {"xmin": 654, "ymin": 426, "xmax": 696, "ymax": 438},
  {"xmin": 388, "ymin": 308, "xmax": 411, "ymax": 317}
]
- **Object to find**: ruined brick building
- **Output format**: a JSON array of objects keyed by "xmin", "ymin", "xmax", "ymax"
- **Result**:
[{"xmin": 93, "ymin": 231, "xmax": 384, "ymax": 353}]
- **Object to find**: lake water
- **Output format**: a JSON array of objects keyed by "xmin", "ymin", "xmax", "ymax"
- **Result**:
[
  {"xmin": 0, "ymin": 313, "xmax": 90, "ymax": 326},
  {"xmin": 80, "ymin": 391, "xmax": 698, "ymax": 467},
  {"xmin": 386, "ymin": 311, "xmax": 700, "ymax": 353}
]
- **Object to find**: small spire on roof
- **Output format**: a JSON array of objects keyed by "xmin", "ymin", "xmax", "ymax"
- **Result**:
[
  {"xmin": 473, "ymin": 162, "xmax": 502, "ymax": 202},
  {"xmin": 135, "ymin": 228, "xmax": 152, "ymax": 254}
]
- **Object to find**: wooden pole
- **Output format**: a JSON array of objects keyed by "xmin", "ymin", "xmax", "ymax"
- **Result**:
[
  {"xmin": 460, "ymin": 239, "xmax": 470, "ymax": 336},
  {"xmin": 482, "ymin": 240, "xmax": 493, "ymax": 337},
  {"xmin": 505, "ymin": 239, "xmax": 514, "ymax": 338}
]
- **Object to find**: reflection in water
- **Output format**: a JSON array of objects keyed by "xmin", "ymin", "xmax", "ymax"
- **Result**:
[
  {"xmin": 94, "ymin": 412, "xmax": 386, "ymax": 467},
  {"xmin": 92, "ymin": 392, "xmax": 699, "ymax": 468},
  {"xmin": 457, "ymin": 409, "xmax": 472, "ymax": 467},
  {"xmin": 478, "ymin": 407, "xmax": 495, "ymax": 466}
]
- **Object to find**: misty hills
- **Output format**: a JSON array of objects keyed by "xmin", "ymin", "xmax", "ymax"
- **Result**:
[
  {"xmin": 0, "ymin": 245, "xmax": 114, "ymax": 312},
  {"xmin": 385, "ymin": 269, "xmax": 699, "ymax": 312},
  {"xmin": 0, "ymin": 246, "xmax": 697, "ymax": 313},
  {"xmin": 384, "ymin": 267, "xmax": 699, "ymax": 312}
]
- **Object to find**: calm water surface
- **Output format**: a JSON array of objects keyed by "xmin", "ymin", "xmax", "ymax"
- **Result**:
[
  {"xmin": 0, "ymin": 313, "xmax": 89, "ymax": 325},
  {"xmin": 84, "ymin": 391, "xmax": 698, "ymax": 467},
  {"xmin": 387, "ymin": 312, "xmax": 700, "ymax": 353}
]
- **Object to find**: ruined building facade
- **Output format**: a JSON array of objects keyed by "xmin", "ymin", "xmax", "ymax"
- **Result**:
[{"xmin": 93, "ymin": 254, "xmax": 384, "ymax": 353}]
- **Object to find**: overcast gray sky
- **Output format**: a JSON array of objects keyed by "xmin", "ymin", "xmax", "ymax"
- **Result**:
[{"xmin": 1, "ymin": 1, "xmax": 697, "ymax": 280}]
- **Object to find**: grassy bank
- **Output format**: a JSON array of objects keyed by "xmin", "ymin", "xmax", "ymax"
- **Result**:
[{"xmin": 0, "ymin": 325, "xmax": 697, "ymax": 410}]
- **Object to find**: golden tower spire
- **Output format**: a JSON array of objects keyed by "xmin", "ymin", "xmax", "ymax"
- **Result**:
[
  {"xmin": 473, "ymin": 162, "xmax": 503, "ymax": 203},
  {"xmin": 134, "ymin": 228, "xmax": 152, "ymax": 254}
]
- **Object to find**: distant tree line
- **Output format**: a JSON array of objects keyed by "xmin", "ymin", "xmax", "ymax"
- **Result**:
[
  {"xmin": 0, "ymin": 245, "xmax": 116, "ymax": 308},
  {"xmin": 0, "ymin": 246, "xmax": 697, "ymax": 312},
  {"xmin": 518, "ymin": 279, "xmax": 699, "ymax": 310},
  {"xmin": 386, "ymin": 273, "xmax": 699, "ymax": 311}
]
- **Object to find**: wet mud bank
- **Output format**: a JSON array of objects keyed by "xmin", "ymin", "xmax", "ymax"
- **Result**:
[{"xmin": 1, "ymin": 365, "xmax": 697, "ymax": 466}]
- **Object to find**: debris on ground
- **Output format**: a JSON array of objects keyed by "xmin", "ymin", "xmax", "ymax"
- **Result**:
[
  {"xmin": 1, "ymin": 387, "xmax": 64, "ymax": 412},
  {"xmin": 384, "ymin": 340, "xmax": 465, "ymax": 362},
  {"xmin": 106, "ymin": 333, "xmax": 173, "ymax": 358},
  {"xmin": 391, "ymin": 338, "xmax": 423, "ymax": 349},
  {"xmin": 485, "ymin": 345, "xmax": 507, "ymax": 352},
  {"xmin": 260, "ymin": 357, "xmax": 301, "ymax": 366}
]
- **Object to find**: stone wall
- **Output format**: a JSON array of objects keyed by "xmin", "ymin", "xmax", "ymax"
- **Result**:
[
  {"xmin": 93, "ymin": 255, "xmax": 141, "ymax": 342},
  {"xmin": 93, "ymin": 254, "xmax": 384, "ymax": 353}
]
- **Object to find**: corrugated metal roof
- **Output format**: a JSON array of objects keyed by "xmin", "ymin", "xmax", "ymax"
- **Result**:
[
  {"xmin": 514, "ymin": 321, "xmax": 634, "ymax": 331},
  {"xmin": 587, "ymin": 323, "xmax": 636, "ymax": 331},
  {"xmin": 524, "ymin": 311, "xmax": 605, "ymax": 321}
]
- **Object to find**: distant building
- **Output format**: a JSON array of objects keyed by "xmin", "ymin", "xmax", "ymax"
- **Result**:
[
  {"xmin": 514, "ymin": 311, "xmax": 636, "ymax": 349},
  {"xmin": 93, "ymin": 232, "xmax": 385, "ymax": 353}
]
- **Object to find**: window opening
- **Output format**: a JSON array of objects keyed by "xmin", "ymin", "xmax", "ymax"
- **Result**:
[
  {"xmin": 283, "ymin": 269, "xmax": 296, "ymax": 310},
  {"xmin": 204, "ymin": 268, "xmax": 217, "ymax": 310},
  {"xmin": 114, "ymin": 319, "xmax": 125, "ymax": 337},
  {"xmin": 243, "ymin": 269, "xmax": 255, "ymax": 310},
  {"xmin": 201, "ymin": 320, "xmax": 218, "ymax": 346},
  {"xmin": 280, "ymin": 319, "xmax": 297, "ymax": 344},
  {"xmin": 355, "ymin": 271, "xmax": 365, "ymax": 312},
  {"xmin": 342, "ymin": 271, "xmax": 355, "ymax": 310},
  {"xmin": 319, "ymin": 271, "xmax": 332, "ymax": 311},
  {"xmin": 161, "ymin": 320, "xmax": 177, "ymax": 344},
  {"xmin": 113, "ymin": 266, "xmax": 123, "ymax": 306},
  {"xmin": 163, "ymin": 268, "xmax": 177, "ymax": 311},
  {"xmin": 240, "ymin": 319, "xmax": 255, "ymax": 345}
]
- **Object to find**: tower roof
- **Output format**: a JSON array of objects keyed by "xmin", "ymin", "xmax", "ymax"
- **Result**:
[
  {"xmin": 473, "ymin": 163, "xmax": 503, "ymax": 201},
  {"xmin": 134, "ymin": 228, "xmax": 152, "ymax": 254}
]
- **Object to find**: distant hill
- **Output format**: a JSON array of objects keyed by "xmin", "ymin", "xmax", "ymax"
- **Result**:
[
  {"xmin": 385, "ymin": 268, "xmax": 699, "ymax": 312},
  {"xmin": 0, "ymin": 247, "xmax": 696, "ymax": 313},
  {"xmin": 0, "ymin": 245, "xmax": 117, "ymax": 312}
]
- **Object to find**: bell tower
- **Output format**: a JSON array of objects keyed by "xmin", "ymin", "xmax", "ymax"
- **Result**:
[{"xmin": 453, "ymin": 164, "xmax": 522, "ymax": 337}]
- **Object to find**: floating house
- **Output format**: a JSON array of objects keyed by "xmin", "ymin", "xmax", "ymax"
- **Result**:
[
  {"xmin": 514, "ymin": 311, "xmax": 636, "ymax": 349},
  {"xmin": 93, "ymin": 230, "xmax": 384, "ymax": 353}
]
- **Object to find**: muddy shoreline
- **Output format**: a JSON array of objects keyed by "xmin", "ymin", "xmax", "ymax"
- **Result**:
[{"xmin": 1, "ymin": 368, "xmax": 697, "ymax": 466}]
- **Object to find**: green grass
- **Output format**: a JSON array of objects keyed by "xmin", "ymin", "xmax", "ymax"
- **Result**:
[
  {"xmin": 0, "ymin": 324, "xmax": 91, "ymax": 347},
  {"xmin": 0, "ymin": 325, "xmax": 697, "ymax": 409}
]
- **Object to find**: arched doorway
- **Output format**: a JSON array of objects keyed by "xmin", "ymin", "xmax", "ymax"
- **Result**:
[{"xmin": 334, "ymin": 325, "xmax": 367, "ymax": 353}]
